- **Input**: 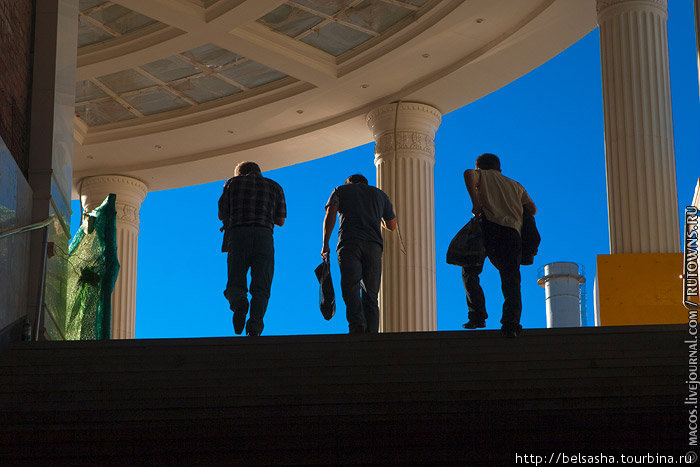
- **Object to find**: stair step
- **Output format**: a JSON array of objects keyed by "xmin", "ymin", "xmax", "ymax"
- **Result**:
[{"xmin": 0, "ymin": 324, "xmax": 690, "ymax": 464}]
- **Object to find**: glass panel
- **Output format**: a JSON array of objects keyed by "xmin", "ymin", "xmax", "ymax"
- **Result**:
[
  {"xmin": 341, "ymin": 0, "xmax": 412, "ymax": 33},
  {"xmin": 182, "ymin": 44, "xmax": 242, "ymax": 69},
  {"xmin": 300, "ymin": 21, "xmax": 372, "ymax": 56},
  {"xmin": 75, "ymin": 80, "xmax": 108, "ymax": 103},
  {"xmin": 220, "ymin": 61, "xmax": 287, "ymax": 88},
  {"xmin": 258, "ymin": 5, "xmax": 322, "ymax": 38},
  {"xmin": 171, "ymin": 75, "xmax": 242, "ymax": 104},
  {"xmin": 393, "ymin": 0, "xmax": 429, "ymax": 6},
  {"xmin": 79, "ymin": 0, "xmax": 108, "ymax": 12},
  {"xmin": 97, "ymin": 69, "xmax": 156, "ymax": 94},
  {"xmin": 78, "ymin": 16, "xmax": 114, "ymax": 47},
  {"xmin": 186, "ymin": 0, "xmax": 220, "ymax": 7},
  {"xmin": 88, "ymin": 4, "xmax": 158, "ymax": 35},
  {"xmin": 141, "ymin": 57, "xmax": 201, "ymax": 83},
  {"xmin": 122, "ymin": 89, "xmax": 190, "ymax": 115},
  {"xmin": 290, "ymin": 0, "xmax": 354, "ymax": 16},
  {"xmin": 75, "ymin": 99, "xmax": 136, "ymax": 126}
]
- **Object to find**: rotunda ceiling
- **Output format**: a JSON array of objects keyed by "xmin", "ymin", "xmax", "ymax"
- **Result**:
[{"xmin": 72, "ymin": 0, "xmax": 596, "ymax": 194}]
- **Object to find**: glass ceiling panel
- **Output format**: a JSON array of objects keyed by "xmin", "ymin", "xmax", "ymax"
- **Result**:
[
  {"xmin": 98, "ymin": 69, "xmax": 156, "ymax": 95},
  {"xmin": 122, "ymin": 89, "xmax": 190, "ymax": 116},
  {"xmin": 186, "ymin": 0, "xmax": 220, "ymax": 7},
  {"xmin": 171, "ymin": 75, "xmax": 242, "ymax": 104},
  {"xmin": 79, "ymin": 0, "xmax": 108, "ymax": 12},
  {"xmin": 88, "ymin": 4, "xmax": 158, "ymax": 35},
  {"xmin": 258, "ymin": 5, "xmax": 323, "ymax": 38},
  {"xmin": 220, "ymin": 61, "xmax": 287, "ymax": 89},
  {"xmin": 342, "ymin": 1, "xmax": 412, "ymax": 34},
  {"xmin": 290, "ymin": 0, "xmax": 355, "ymax": 16},
  {"xmin": 75, "ymin": 99, "xmax": 136, "ymax": 126},
  {"xmin": 75, "ymin": 80, "xmax": 108, "ymax": 103},
  {"xmin": 78, "ymin": 16, "xmax": 114, "ymax": 48},
  {"xmin": 182, "ymin": 44, "xmax": 242, "ymax": 69},
  {"xmin": 300, "ymin": 21, "xmax": 372, "ymax": 56},
  {"xmin": 399, "ymin": 0, "xmax": 429, "ymax": 5},
  {"xmin": 141, "ymin": 57, "xmax": 201, "ymax": 83}
]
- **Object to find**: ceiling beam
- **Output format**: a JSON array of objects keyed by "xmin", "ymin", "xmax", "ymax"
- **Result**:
[{"xmin": 80, "ymin": 0, "xmax": 336, "ymax": 86}]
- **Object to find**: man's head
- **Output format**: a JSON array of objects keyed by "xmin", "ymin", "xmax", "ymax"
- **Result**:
[
  {"xmin": 345, "ymin": 174, "xmax": 368, "ymax": 185},
  {"xmin": 475, "ymin": 153, "xmax": 501, "ymax": 171},
  {"xmin": 235, "ymin": 161, "xmax": 262, "ymax": 176}
]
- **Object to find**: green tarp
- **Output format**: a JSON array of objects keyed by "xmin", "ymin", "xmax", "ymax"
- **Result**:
[{"xmin": 65, "ymin": 194, "xmax": 119, "ymax": 340}]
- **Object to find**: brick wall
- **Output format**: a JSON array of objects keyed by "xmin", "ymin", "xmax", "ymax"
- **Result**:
[{"xmin": 0, "ymin": 0, "xmax": 34, "ymax": 175}]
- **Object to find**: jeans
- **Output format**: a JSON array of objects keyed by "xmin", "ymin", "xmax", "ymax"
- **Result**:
[
  {"xmin": 337, "ymin": 240, "xmax": 382, "ymax": 333},
  {"xmin": 224, "ymin": 226, "xmax": 274, "ymax": 336},
  {"xmin": 462, "ymin": 218, "xmax": 522, "ymax": 330}
]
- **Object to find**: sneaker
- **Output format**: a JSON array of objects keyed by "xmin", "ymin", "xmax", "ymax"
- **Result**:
[
  {"xmin": 232, "ymin": 296, "xmax": 249, "ymax": 335},
  {"xmin": 462, "ymin": 320, "xmax": 486, "ymax": 330}
]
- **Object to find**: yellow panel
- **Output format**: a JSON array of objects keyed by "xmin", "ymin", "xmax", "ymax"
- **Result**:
[{"xmin": 597, "ymin": 253, "xmax": 686, "ymax": 325}]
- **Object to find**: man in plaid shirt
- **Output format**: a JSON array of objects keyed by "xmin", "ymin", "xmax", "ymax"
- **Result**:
[{"xmin": 218, "ymin": 161, "xmax": 286, "ymax": 336}]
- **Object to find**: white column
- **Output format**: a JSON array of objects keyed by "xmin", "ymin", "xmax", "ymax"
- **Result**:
[
  {"xmin": 597, "ymin": 0, "xmax": 680, "ymax": 253},
  {"xmin": 366, "ymin": 102, "xmax": 441, "ymax": 332},
  {"xmin": 80, "ymin": 175, "xmax": 147, "ymax": 339}
]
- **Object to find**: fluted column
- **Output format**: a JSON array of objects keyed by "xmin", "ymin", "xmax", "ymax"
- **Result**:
[
  {"xmin": 81, "ymin": 175, "xmax": 147, "ymax": 339},
  {"xmin": 367, "ymin": 102, "xmax": 441, "ymax": 332},
  {"xmin": 597, "ymin": 0, "xmax": 680, "ymax": 253}
]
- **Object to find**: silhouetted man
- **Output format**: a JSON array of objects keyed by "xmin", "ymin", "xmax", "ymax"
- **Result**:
[
  {"xmin": 321, "ymin": 174, "xmax": 397, "ymax": 333},
  {"xmin": 219, "ymin": 161, "xmax": 286, "ymax": 337},
  {"xmin": 463, "ymin": 153, "xmax": 536, "ymax": 337}
]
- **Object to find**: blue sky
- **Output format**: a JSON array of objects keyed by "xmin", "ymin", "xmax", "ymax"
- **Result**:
[{"xmin": 71, "ymin": 1, "xmax": 700, "ymax": 338}]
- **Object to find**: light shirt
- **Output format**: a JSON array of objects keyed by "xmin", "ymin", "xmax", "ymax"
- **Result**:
[{"xmin": 475, "ymin": 169, "xmax": 531, "ymax": 232}]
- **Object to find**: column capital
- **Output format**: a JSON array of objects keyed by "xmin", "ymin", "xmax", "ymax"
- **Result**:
[
  {"xmin": 597, "ymin": 0, "xmax": 667, "ymax": 19},
  {"xmin": 366, "ymin": 102, "xmax": 442, "ymax": 138},
  {"xmin": 367, "ymin": 102, "xmax": 442, "ymax": 162},
  {"xmin": 80, "ymin": 175, "xmax": 148, "ymax": 230}
]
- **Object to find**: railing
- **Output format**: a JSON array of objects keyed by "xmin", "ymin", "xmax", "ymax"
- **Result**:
[
  {"xmin": 0, "ymin": 217, "xmax": 54, "ymax": 240},
  {"xmin": 0, "ymin": 216, "xmax": 54, "ymax": 341}
]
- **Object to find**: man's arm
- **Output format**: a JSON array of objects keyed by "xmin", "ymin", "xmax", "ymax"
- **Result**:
[
  {"xmin": 274, "ymin": 185, "xmax": 287, "ymax": 227},
  {"xmin": 218, "ymin": 187, "xmax": 229, "ymax": 222},
  {"xmin": 523, "ymin": 191, "xmax": 537, "ymax": 215},
  {"xmin": 463, "ymin": 169, "xmax": 482, "ymax": 216},
  {"xmin": 382, "ymin": 217, "xmax": 397, "ymax": 231},
  {"xmin": 321, "ymin": 204, "xmax": 338, "ymax": 260}
]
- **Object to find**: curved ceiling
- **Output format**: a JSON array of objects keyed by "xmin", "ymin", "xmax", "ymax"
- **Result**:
[{"xmin": 73, "ymin": 0, "xmax": 597, "ymax": 194}]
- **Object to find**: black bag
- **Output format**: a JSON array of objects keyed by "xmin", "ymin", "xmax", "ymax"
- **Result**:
[
  {"xmin": 314, "ymin": 259, "xmax": 336, "ymax": 320},
  {"xmin": 446, "ymin": 217, "xmax": 486, "ymax": 267},
  {"xmin": 520, "ymin": 210, "xmax": 541, "ymax": 266}
]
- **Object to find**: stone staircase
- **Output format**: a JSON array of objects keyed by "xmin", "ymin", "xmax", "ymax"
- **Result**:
[{"xmin": 0, "ymin": 325, "xmax": 689, "ymax": 465}]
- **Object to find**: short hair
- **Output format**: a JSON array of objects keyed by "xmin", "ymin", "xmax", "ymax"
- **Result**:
[
  {"xmin": 235, "ymin": 161, "xmax": 262, "ymax": 176},
  {"xmin": 345, "ymin": 174, "xmax": 368, "ymax": 185},
  {"xmin": 475, "ymin": 153, "xmax": 501, "ymax": 171}
]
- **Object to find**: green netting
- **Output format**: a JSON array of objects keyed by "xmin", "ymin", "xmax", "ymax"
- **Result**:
[{"xmin": 65, "ymin": 194, "xmax": 119, "ymax": 340}]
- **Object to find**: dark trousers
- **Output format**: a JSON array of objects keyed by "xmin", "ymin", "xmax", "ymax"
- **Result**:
[
  {"xmin": 338, "ymin": 240, "xmax": 382, "ymax": 333},
  {"xmin": 225, "ymin": 226, "xmax": 274, "ymax": 336},
  {"xmin": 462, "ymin": 218, "xmax": 522, "ymax": 330}
]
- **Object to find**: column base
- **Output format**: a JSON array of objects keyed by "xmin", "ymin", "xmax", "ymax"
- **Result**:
[{"xmin": 595, "ymin": 253, "xmax": 685, "ymax": 325}]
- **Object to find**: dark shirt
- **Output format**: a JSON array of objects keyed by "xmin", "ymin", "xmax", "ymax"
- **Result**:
[
  {"xmin": 218, "ymin": 173, "xmax": 286, "ymax": 235},
  {"xmin": 326, "ymin": 183, "xmax": 395, "ymax": 249}
]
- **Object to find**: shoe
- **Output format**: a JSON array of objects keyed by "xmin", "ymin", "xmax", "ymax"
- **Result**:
[
  {"xmin": 462, "ymin": 320, "xmax": 486, "ymax": 330},
  {"xmin": 231, "ymin": 296, "xmax": 249, "ymax": 335},
  {"xmin": 246, "ymin": 331, "xmax": 261, "ymax": 337},
  {"xmin": 500, "ymin": 325, "xmax": 522, "ymax": 338}
]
